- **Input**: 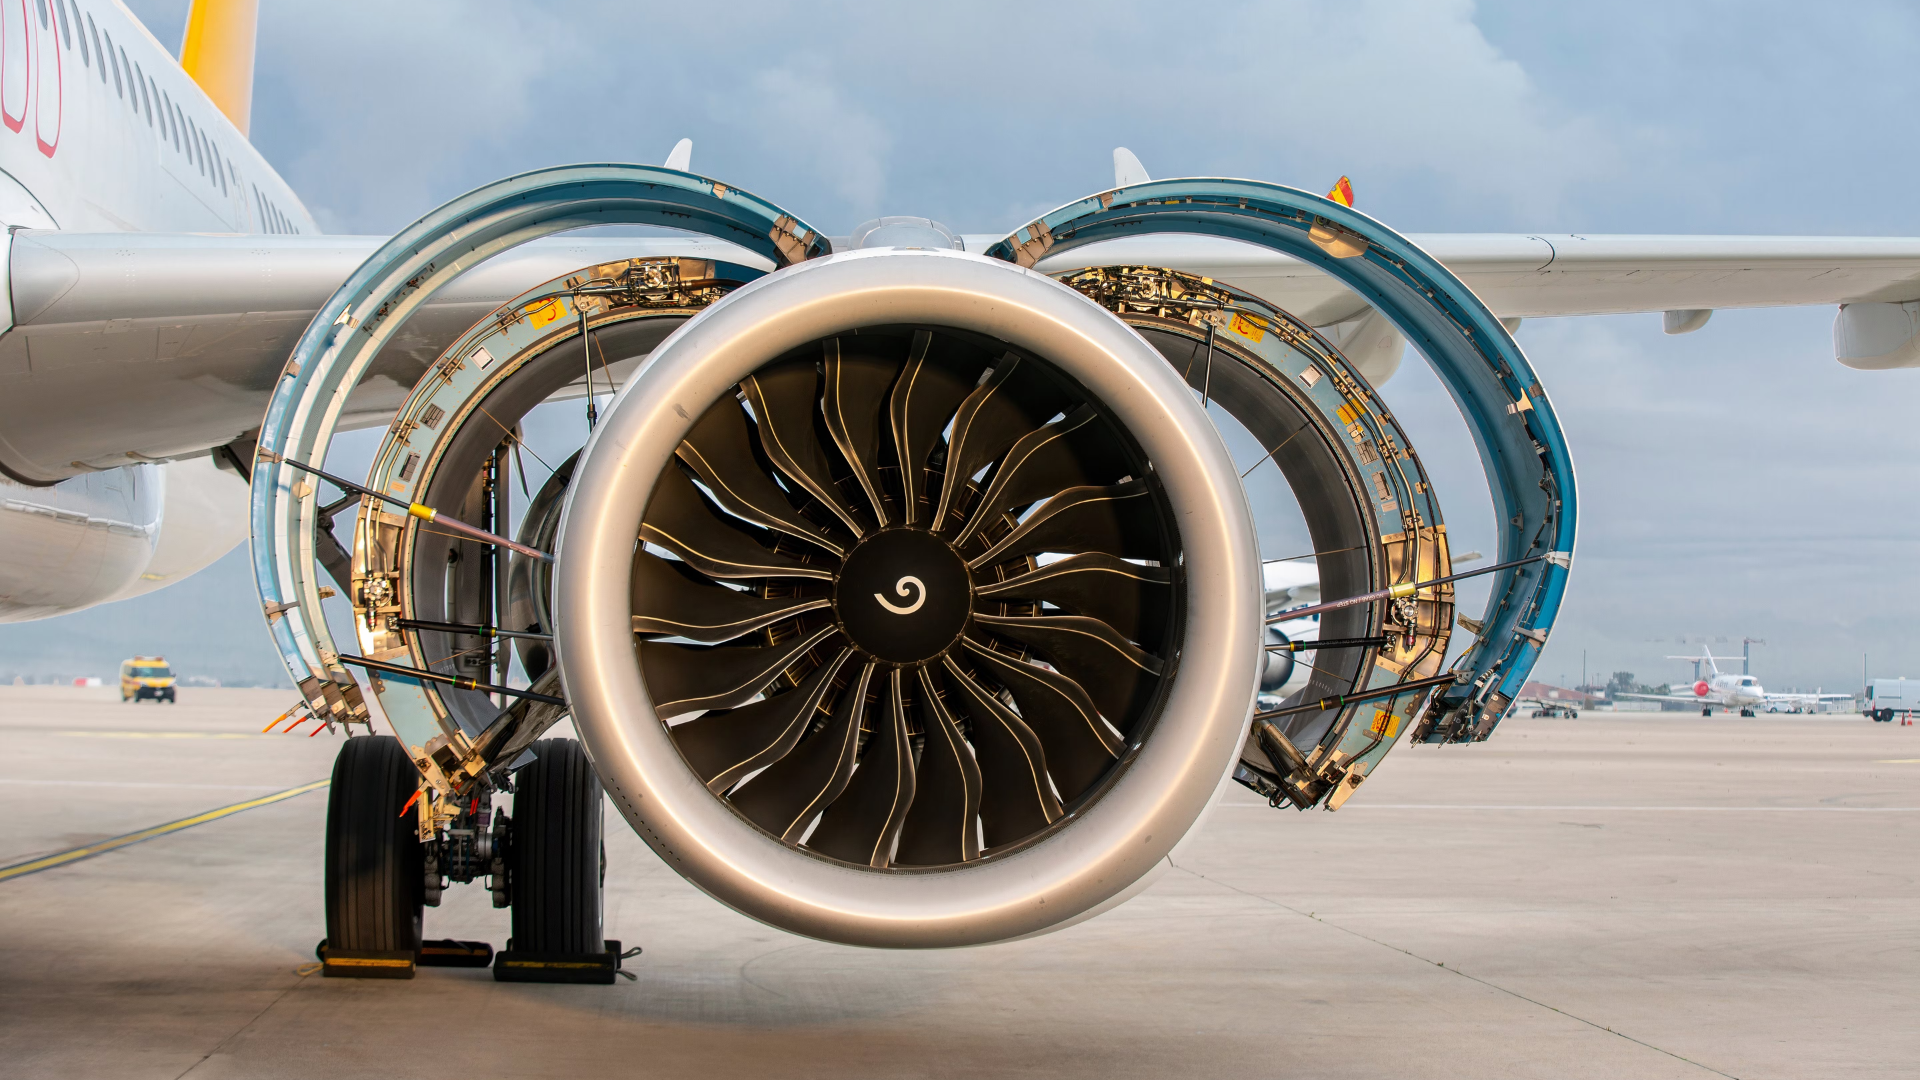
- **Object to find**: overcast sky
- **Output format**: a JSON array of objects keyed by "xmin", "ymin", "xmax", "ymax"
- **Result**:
[{"xmin": 5, "ymin": 0, "xmax": 1917, "ymax": 693}]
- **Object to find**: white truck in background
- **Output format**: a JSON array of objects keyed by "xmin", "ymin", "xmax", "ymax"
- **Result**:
[{"xmin": 1864, "ymin": 679, "xmax": 1920, "ymax": 722}]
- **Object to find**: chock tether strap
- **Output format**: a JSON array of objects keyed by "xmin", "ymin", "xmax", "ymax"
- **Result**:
[{"xmin": 0, "ymin": 779, "xmax": 330, "ymax": 883}]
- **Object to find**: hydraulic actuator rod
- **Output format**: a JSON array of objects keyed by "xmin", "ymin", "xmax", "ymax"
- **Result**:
[
  {"xmin": 258, "ymin": 450, "xmax": 554, "ymax": 564},
  {"xmin": 394, "ymin": 618, "xmax": 553, "ymax": 641},
  {"xmin": 1265, "ymin": 635, "xmax": 1390, "ymax": 653},
  {"xmin": 1264, "ymin": 553, "xmax": 1554, "ymax": 626},
  {"xmin": 336, "ymin": 653, "xmax": 566, "ymax": 706},
  {"xmin": 1252, "ymin": 671, "xmax": 1459, "ymax": 722}
]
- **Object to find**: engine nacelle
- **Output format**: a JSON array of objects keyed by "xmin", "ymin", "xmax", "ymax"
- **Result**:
[
  {"xmin": 251, "ymin": 164, "xmax": 1575, "ymax": 951},
  {"xmin": 0, "ymin": 455, "xmax": 247, "ymax": 622}
]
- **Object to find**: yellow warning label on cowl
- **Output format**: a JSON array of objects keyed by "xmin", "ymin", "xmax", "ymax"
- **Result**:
[{"xmin": 526, "ymin": 298, "xmax": 568, "ymax": 330}]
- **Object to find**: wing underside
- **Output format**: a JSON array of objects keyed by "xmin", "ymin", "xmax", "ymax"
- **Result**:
[{"xmin": 6, "ymin": 228, "xmax": 1920, "ymax": 484}]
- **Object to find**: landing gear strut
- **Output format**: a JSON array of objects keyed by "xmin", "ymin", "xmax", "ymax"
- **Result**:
[{"xmin": 318, "ymin": 737, "xmax": 624, "ymax": 982}]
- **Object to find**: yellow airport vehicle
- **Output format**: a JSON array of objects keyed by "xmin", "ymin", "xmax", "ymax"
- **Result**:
[{"xmin": 119, "ymin": 657, "xmax": 178, "ymax": 704}]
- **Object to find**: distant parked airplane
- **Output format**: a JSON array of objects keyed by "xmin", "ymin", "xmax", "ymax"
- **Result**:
[{"xmin": 1619, "ymin": 647, "xmax": 1851, "ymax": 716}]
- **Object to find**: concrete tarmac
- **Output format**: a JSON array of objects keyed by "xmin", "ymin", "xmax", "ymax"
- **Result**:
[{"xmin": 0, "ymin": 686, "xmax": 1913, "ymax": 1079}]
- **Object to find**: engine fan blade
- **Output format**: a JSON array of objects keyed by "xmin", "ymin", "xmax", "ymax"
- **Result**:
[
  {"xmin": 930, "ymin": 357, "xmax": 1031, "ymax": 532},
  {"xmin": 807, "ymin": 667, "xmax": 917, "ymax": 867},
  {"xmin": 640, "ymin": 625, "xmax": 840, "ymax": 715},
  {"xmin": 670, "ymin": 647, "xmax": 853, "ymax": 793},
  {"xmin": 961, "ymin": 638, "xmax": 1122, "ymax": 802},
  {"xmin": 729, "ymin": 661, "xmax": 875, "ymax": 841},
  {"xmin": 953, "ymin": 406, "xmax": 1124, "ymax": 548},
  {"xmin": 938, "ymin": 657, "xmax": 1062, "ymax": 845},
  {"xmin": 822, "ymin": 338, "xmax": 901, "ymax": 528},
  {"xmin": 641, "ymin": 466, "xmax": 834, "ymax": 582},
  {"xmin": 742, "ymin": 360, "xmax": 867, "ymax": 536},
  {"xmin": 676, "ymin": 396, "xmax": 845, "ymax": 555},
  {"xmin": 974, "ymin": 613, "xmax": 1162, "ymax": 727},
  {"xmin": 968, "ymin": 480, "xmax": 1163, "ymax": 568},
  {"xmin": 974, "ymin": 551, "xmax": 1172, "ymax": 650},
  {"xmin": 933, "ymin": 355, "xmax": 1077, "ymax": 532},
  {"xmin": 892, "ymin": 667, "xmax": 985, "ymax": 866},
  {"xmin": 888, "ymin": 331, "xmax": 985, "ymax": 526},
  {"xmin": 630, "ymin": 549, "xmax": 829, "ymax": 642}
]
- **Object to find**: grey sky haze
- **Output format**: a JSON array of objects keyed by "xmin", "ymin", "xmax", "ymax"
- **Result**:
[{"xmin": 4, "ymin": 0, "xmax": 1916, "ymax": 694}]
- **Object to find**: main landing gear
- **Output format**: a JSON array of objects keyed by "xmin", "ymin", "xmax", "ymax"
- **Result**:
[{"xmin": 318, "ymin": 736, "xmax": 628, "ymax": 983}]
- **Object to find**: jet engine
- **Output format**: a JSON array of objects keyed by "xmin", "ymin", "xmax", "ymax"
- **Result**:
[{"xmin": 249, "ymin": 165, "xmax": 1575, "ymax": 955}]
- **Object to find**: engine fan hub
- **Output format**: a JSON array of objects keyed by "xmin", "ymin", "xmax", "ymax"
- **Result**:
[{"xmin": 832, "ymin": 527, "xmax": 972, "ymax": 665}]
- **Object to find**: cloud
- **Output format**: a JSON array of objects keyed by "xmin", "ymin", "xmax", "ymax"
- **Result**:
[
  {"xmin": 734, "ymin": 63, "xmax": 892, "ymax": 215},
  {"xmin": 131, "ymin": 0, "xmax": 1632, "ymax": 233},
  {"xmin": 250, "ymin": 0, "xmax": 567, "ymax": 232}
]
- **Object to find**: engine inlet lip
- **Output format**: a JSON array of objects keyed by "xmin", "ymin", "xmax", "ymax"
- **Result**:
[{"xmin": 554, "ymin": 247, "xmax": 1261, "ymax": 948}]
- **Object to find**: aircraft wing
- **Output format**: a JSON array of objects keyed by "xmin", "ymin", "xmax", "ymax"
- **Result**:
[
  {"xmin": 1036, "ymin": 232, "xmax": 1920, "ymax": 324},
  {"xmin": 1616, "ymin": 692, "xmax": 1709, "ymax": 705},
  {"xmin": 10, "ymin": 227, "xmax": 1920, "ymax": 484},
  {"xmin": 0, "ymin": 231, "xmax": 767, "ymax": 484}
]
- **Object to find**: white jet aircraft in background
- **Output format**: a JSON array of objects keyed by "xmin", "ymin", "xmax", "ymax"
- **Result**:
[{"xmin": 1619, "ymin": 647, "xmax": 1853, "ymax": 716}]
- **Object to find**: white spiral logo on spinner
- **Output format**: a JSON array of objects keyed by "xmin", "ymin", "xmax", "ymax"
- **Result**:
[{"xmin": 873, "ymin": 575, "xmax": 927, "ymax": 615}]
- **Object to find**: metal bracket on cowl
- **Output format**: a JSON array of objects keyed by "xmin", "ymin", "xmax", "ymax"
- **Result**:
[{"xmin": 295, "ymin": 658, "xmax": 371, "ymax": 732}]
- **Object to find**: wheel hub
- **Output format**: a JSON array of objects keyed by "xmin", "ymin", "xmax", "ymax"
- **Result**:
[{"xmin": 832, "ymin": 527, "xmax": 972, "ymax": 665}]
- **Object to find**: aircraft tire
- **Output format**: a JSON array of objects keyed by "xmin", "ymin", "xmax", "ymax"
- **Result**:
[
  {"xmin": 508, "ymin": 739, "xmax": 605, "ymax": 954},
  {"xmin": 324, "ymin": 736, "xmax": 424, "ymax": 957}
]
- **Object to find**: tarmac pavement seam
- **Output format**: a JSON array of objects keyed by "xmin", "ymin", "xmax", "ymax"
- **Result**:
[
  {"xmin": 1170, "ymin": 865, "xmax": 1747, "ymax": 1080},
  {"xmin": 169, "ymin": 970, "xmax": 316, "ymax": 1080}
]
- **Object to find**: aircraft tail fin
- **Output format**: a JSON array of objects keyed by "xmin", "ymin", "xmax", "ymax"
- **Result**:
[
  {"xmin": 664, "ymin": 138, "xmax": 693, "ymax": 172},
  {"xmin": 1665, "ymin": 649, "xmax": 1726, "ymax": 675},
  {"xmin": 180, "ymin": 0, "xmax": 259, "ymax": 137},
  {"xmin": 1113, "ymin": 148, "xmax": 1150, "ymax": 188}
]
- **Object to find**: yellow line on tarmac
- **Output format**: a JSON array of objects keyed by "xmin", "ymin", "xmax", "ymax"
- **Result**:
[
  {"xmin": 1877, "ymin": 758, "xmax": 1920, "ymax": 764},
  {"xmin": 0, "ymin": 779, "xmax": 330, "ymax": 883}
]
